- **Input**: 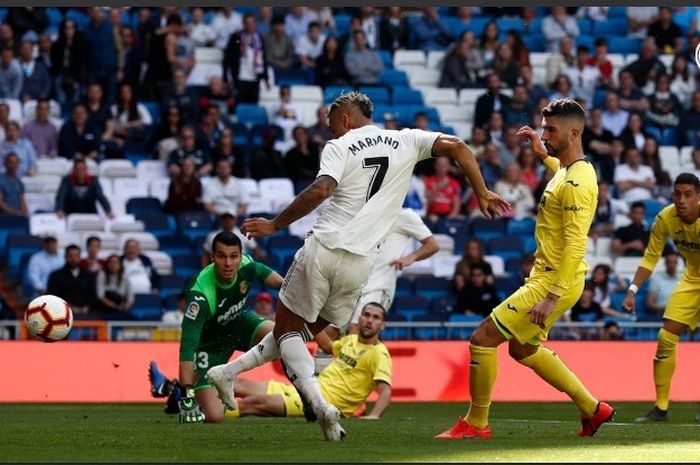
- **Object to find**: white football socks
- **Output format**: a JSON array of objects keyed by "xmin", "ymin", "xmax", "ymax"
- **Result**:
[
  {"xmin": 222, "ymin": 332, "xmax": 279, "ymax": 380},
  {"xmin": 278, "ymin": 331, "xmax": 325, "ymax": 409}
]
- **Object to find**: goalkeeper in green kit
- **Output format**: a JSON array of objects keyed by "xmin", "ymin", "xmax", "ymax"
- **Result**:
[{"xmin": 150, "ymin": 231, "xmax": 283, "ymax": 423}]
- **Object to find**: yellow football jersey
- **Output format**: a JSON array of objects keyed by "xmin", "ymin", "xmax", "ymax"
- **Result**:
[
  {"xmin": 534, "ymin": 158, "xmax": 598, "ymax": 296},
  {"xmin": 640, "ymin": 204, "xmax": 700, "ymax": 280},
  {"xmin": 319, "ymin": 335, "xmax": 392, "ymax": 417}
]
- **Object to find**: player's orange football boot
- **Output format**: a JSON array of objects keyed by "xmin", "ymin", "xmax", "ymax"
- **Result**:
[
  {"xmin": 578, "ymin": 401, "xmax": 615, "ymax": 437},
  {"xmin": 435, "ymin": 417, "xmax": 492, "ymax": 439}
]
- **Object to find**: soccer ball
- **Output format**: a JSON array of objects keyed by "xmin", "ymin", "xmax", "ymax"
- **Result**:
[{"xmin": 25, "ymin": 295, "xmax": 73, "ymax": 342}]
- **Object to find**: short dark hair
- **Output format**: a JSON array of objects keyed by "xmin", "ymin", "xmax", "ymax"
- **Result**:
[
  {"xmin": 86, "ymin": 236, "xmax": 101, "ymax": 247},
  {"xmin": 271, "ymin": 14, "xmax": 285, "ymax": 25},
  {"xmin": 363, "ymin": 301, "xmax": 386, "ymax": 319},
  {"xmin": 329, "ymin": 91, "xmax": 373, "ymax": 119},
  {"xmin": 219, "ymin": 213, "xmax": 235, "ymax": 221},
  {"xmin": 166, "ymin": 13, "xmax": 183, "ymax": 26},
  {"xmin": 212, "ymin": 231, "xmax": 242, "ymax": 254},
  {"xmin": 541, "ymin": 98, "xmax": 586, "ymax": 125},
  {"xmin": 576, "ymin": 45, "xmax": 589, "ymax": 54},
  {"xmin": 65, "ymin": 244, "xmax": 80, "ymax": 255},
  {"xmin": 594, "ymin": 37, "xmax": 607, "ymax": 47},
  {"xmin": 630, "ymin": 201, "xmax": 646, "ymax": 211},
  {"xmin": 674, "ymin": 172, "xmax": 700, "ymax": 191},
  {"xmin": 308, "ymin": 21, "xmax": 320, "ymax": 30}
]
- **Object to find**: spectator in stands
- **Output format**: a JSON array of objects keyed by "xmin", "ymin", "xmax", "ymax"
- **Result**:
[
  {"xmin": 264, "ymin": 14, "xmax": 295, "ymax": 73},
  {"xmin": 188, "ymin": 7, "xmax": 215, "ymax": 47},
  {"xmin": 249, "ymin": 126, "xmax": 285, "ymax": 181},
  {"xmin": 315, "ymin": 35, "xmax": 349, "ymax": 88},
  {"xmin": 58, "ymin": 103, "xmax": 101, "ymax": 160},
  {"xmin": 308, "ymin": 7, "xmax": 335, "ymax": 34},
  {"xmin": 167, "ymin": 125, "xmax": 211, "ymax": 177},
  {"xmin": 623, "ymin": 38, "xmax": 665, "ymax": 89},
  {"xmin": 173, "ymin": 17, "xmax": 195, "ymax": 77},
  {"xmin": 505, "ymin": 30, "xmax": 530, "ymax": 68},
  {"xmin": 619, "ymin": 113, "xmax": 650, "ymax": 152},
  {"xmin": 563, "ymin": 46, "xmax": 600, "ymax": 108},
  {"xmin": 110, "ymin": 83, "xmax": 152, "ymax": 154},
  {"xmin": 616, "ymin": 69, "xmax": 650, "ymax": 113},
  {"xmin": 644, "ymin": 73, "xmax": 682, "ymax": 140},
  {"xmin": 284, "ymin": 126, "xmax": 320, "ymax": 191},
  {"xmin": 212, "ymin": 7, "xmax": 243, "ymax": 50},
  {"xmin": 457, "ymin": 263, "xmax": 499, "ymax": 317},
  {"xmin": 253, "ymin": 291, "xmax": 275, "ymax": 320},
  {"xmin": 55, "ymin": 158, "xmax": 113, "ymax": 218},
  {"xmin": 80, "ymin": 235, "xmax": 104, "ymax": 275},
  {"xmin": 517, "ymin": 65, "xmax": 548, "ymax": 109},
  {"xmin": 149, "ymin": 105, "xmax": 181, "ymax": 160},
  {"xmin": 643, "ymin": 138, "xmax": 673, "ymax": 201},
  {"xmin": 345, "ymin": 29, "xmax": 383, "ymax": 86},
  {"xmin": 612, "ymin": 201, "xmax": 650, "ymax": 257},
  {"xmin": 542, "ymin": 7, "xmax": 580, "ymax": 53},
  {"xmin": 587, "ymin": 38, "xmax": 613, "ymax": 88},
  {"xmin": 223, "ymin": 13, "xmax": 269, "ymax": 105},
  {"xmin": 0, "ymin": 46, "xmax": 22, "ymax": 99},
  {"xmin": 284, "ymin": 7, "xmax": 313, "ymax": 44},
  {"xmin": 466, "ymin": 125, "xmax": 488, "ymax": 159},
  {"xmin": 163, "ymin": 157, "xmax": 201, "ymax": 214},
  {"xmin": 627, "ymin": 7, "xmax": 659, "ymax": 39},
  {"xmin": 271, "ymin": 85, "xmax": 302, "ymax": 146},
  {"xmin": 424, "ymin": 156, "xmax": 462, "ymax": 222},
  {"xmin": 357, "ymin": 7, "xmax": 379, "ymax": 49},
  {"xmin": 197, "ymin": 104, "xmax": 226, "ymax": 154},
  {"xmin": 295, "ymin": 21, "xmax": 325, "ymax": 82},
  {"xmin": 498, "ymin": 126, "xmax": 521, "ymax": 165},
  {"xmin": 0, "ymin": 23, "xmax": 14, "ymax": 50},
  {"xmin": 588, "ymin": 263, "xmax": 629, "ymax": 315},
  {"xmin": 669, "ymin": 55, "xmax": 695, "ymax": 109},
  {"xmin": 20, "ymin": 98, "xmax": 57, "ymax": 158},
  {"xmin": 602, "ymin": 321, "xmax": 624, "ymax": 340},
  {"xmin": 84, "ymin": 7, "xmax": 119, "ymax": 105},
  {"xmin": 600, "ymin": 93, "xmax": 629, "ymax": 138},
  {"xmin": 549, "ymin": 74, "xmax": 576, "ymax": 101},
  {"xmin": 545, "ymin": 35, "xmax": 575, "ymax": 87},
  {"xmin": 591, "ymin": 181, "xmax": 630, "ymax": 238},
  {"xmin": 569, "ymin": 282, "xmax": 604, "ymax": 322},
  {"xmin": 413, "ymin": 112, "xmax": 430, "ymax": 131},
  {"xmin": 0, "ymin": 152, "xmax": 26, "ymax": 216},
  {"xmin": 27, "ymin": 235, "xmax": 63, "ymax": 297},
  {"xmin": 615, "ymin": 147, "xmax": 656, "ymax": 203},
  {"xmin": 645, "ymin": 252, "xmax": 680, "ymax": 319},
  {"xmin": 378, "ymin": 7, "xmax": 408, "ymax": 52},
  {"xmin": 17, "ymin": 40, "xmax": 50, "ymax": 102},
  {"xmin": 495, "ymin": 162, "xmax": 535, "ymax": 220},
  {"xmin": 413, "ymin": 7, "xmax": 452, "ymax": 52},
  {"xmin": 517, "ymin": 147, "xmax": 541, "ymax": 192},
  {"xmin": 503, "ymin": 85, "xmax": 532, "ymax": 128},
  {"xmin": 84, "ymin": 83, "xmax": 111, "ymax": 137},
  {"xmin": 203, "ymin": 158, "xmax": 248, "ymax": 217},
  {"xmin": 6, "ymin": 7, "xmax": 48, "ymax": 40},
  {"xmin": 479, "ymin": 142, "xmax": 503, "ymax": 189},
  {"xmin": 439, "ymin": 32, "xmax": 482, "ymax": 90},
  {"xmin": 474, "ymin": 73, "xmax": 511, "ymax": 129},
  {"xmin": 648, "ymin": 7, "xmax": 682, "ymax": 54},
  {"xmin": 121, "ymin": 238, "xmax": 159, "ymax": 294},
  {"xmin": 491, "ymin": 43, "xmax": 519, "ymax": 88},
  {"xmin": 478, "ymin": 21, "xmax": 500, "ymax": 68},
  {"xmin": 200, "ymin": 76, "xmax": 236, "ymax": 120},
  {"xmin": 201, "ymin": 212, "xmax": 266, "ymax": 267},
  {"xmin": 682, "ymin": 91, "xmax": 700, "ymax": 147},
  {"xmin": 162, "ymin": 69, "xmax": 198, "ymax": 124},
  {"xmin": 1, "ymin": 122, "xmax": 36, "ymax": 176},
  {"xmin": 47, "ymin": 244, "xmax": 96, "ymax": 318},
  {"xmin": 583, "ymin": 107, "xmax": 615, "ymax": 184},
  {"xmin": 453, "ymin": 239, "xmax": 494, "ymax": 293},
  {"xmin": 213, "ymin": 128, "xmax": 246, "ymax": 178},
  {"xmin": 687, "ymin": 148, "xmax": 700, "ymax": 180},
  {"xmin": 96, "ymin": 254, "xmax": 134, "ymax": 320},
  {"xmin": 306, "ymin": 104, "xmax": 331, "ymax": 150}
]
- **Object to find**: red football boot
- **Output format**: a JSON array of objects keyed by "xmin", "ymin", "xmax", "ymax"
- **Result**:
[
  {"xmin": 435, "ymin": 417, "xmax": 492, "ymax": 439},
  {"xmin": 578, "ymin": 401, "xmax": 615, "ymax": 437}
]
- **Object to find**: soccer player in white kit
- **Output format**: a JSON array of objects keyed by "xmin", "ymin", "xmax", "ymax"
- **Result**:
[{"xmin": 206, "ymin": 92, "xmax": 509, "ymax": 441}]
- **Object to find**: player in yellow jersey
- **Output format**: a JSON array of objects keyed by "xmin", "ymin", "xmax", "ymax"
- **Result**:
[
  {"xmin": 621, "ymin": 173, "xmax": 700, "ymax": 423},
  {"xmin": 220, "ymin": 302, "xmax": 392, "ymax": 420},
  {"xmin": 436, "ymin": 99, "xmax": 614, "ymax": 440}
]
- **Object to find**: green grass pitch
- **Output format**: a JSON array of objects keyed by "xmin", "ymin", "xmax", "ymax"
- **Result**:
[{"xmin": 1, "ymin": 402, "xmax": 700, "ymax": 462}]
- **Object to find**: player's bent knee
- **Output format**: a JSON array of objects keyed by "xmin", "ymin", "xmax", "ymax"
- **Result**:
[
  {"xmin": 469, "ymin": 317, "xmax": 501, "ymax": 347},
  {"xmin": 508, "ymin": 340, "xmax": 538, "ymax": 361}
]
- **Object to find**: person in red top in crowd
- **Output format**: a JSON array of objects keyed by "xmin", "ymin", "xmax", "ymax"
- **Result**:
[
  {"xmin": 424, "ymin": 156, "xmax": 462, "ymax": 222},
  {"xmin": 587, "ymin": 38, "xmax": 613, "ymax": 88}
]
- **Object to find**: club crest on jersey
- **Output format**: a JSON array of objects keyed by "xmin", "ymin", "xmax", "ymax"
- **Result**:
[
  {"xmin": 239, "ymin": 281, "xmax": 248, "ymax": 294},
  {"xmin": 185, "ymin": 302, "xmax": 200, "ymax": 320}
]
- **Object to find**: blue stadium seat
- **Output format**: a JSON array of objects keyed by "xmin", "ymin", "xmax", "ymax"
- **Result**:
[
  {"xmin": 592, "ymin": 88, "xmax": 609, "ymax": 109},
  {"xmin": 135, "ymin": 212, "xmax": 176, "ymax": 239},
  {"xmin": 158, "ymin": 234, "xmax": 193, "ymax": 256},
  {"xmin": 177, "ymin": 211, "xmax": 214, "ymax": 243},
  {"xmin": 452, "ymin": 17, "xmax": 490, "ymax": 36},
  {"xmin": 379, "ymin": 50, "xmax": 393, "ymax": 69},
  {"xmin": 235, "ymin": 104, "xmax": 268, "ymax": 126},
  {"xmin": 576, "ymin": 18, "xmax": 592, "ymax": 35},
  {"xmin": 576, "ymin": 312, "xmax": 600, "ymax": 323},
  {"xmin": 172, "ymin": 255, "xmax": 200, "ymax": 281},
  {"xmin": 447, "ymin": 313, "xmax": 481, "ymax": 340},
  {"xmin": 522, "ymin": 34, "xmax": 545, "ymax": 52},
  {"xmin": 436, "ymin": 217, "xmax": 470, "ymax": 237},
  {"xmin": 126, "ymin": 197, "xmax": 163, "ymax": 215},
  {"xmin": 505, "ymin": 257, "xmax": 524, "ymax": 273},
  {"xmin": 379, "ymin": 70, "xmax": 409, "ymax": 87},
  {"xmin": 129, "ymin": 294, "xmax": 163, "ymax": 321},
  {"xmin": 162, "ymin": 294, "xmax": 181, "ymax": 311},
  {"xmin": 8, "ymin": 234, "xmax": 43, "ymax": 281},
  {"xmin": 497, "ymin": 18, "xmax": 526, "ymax": 33},
  {"xmin": 392, "ymin": 87, "xmax": 423, "ymax": 105},
  {"xmin": 489, "ymin": 236, "xmax": 524, "ymax": 262},
  {"xmin": 274, "ymin": 68, "xmax": 308, "ymax": 86},
  {"xmin": 66, "ymin": 9, "xmax": 89, "ymax": 30},
  {"xmin": 395, "ymin": 276, "xmax": 414, "ymax": 297},
  {"xmin": 640, "ymin": 199, "xmax": 663, "ymax": 219},
  {"xmin": 230, "ymin": 123, "xmax": 250, "ymax": 147},
  {"xmin": 413, "ymin": 314, "xmax": 447, "ymax": 340},
  {"xmin": 324, "ymin": 86, "xmax": 352, "ymax": 104},
  {"xmin": 610, "ymin": 290, "xmax": 627, "ymax": 311},
  {"xmin": 372, "ymin": 103, "xmax": 394, "ymax": 122},
  {"xmin": 334, "ymin": 14, "xmax": 351, "ymax": 35},
  {"xmin": 381, "ymin": 313, "xmax": 409, "ymax": 340},
  {"xmin": 413, "ymin": 276, "xmax": 451, "ymax": 301},
  {"xmin": 660, "ymin": 127, "xmax": 679, "ymax": 146},
  {"xmin": 592, "ymin": 18, "xmax": 628, "ymax": 37},
  {"xmin": 470, "ymin": 217, "xmax": 506, "ymax": 244},
  {"xmin": 527, "ymin": 18, "xmax": 543, "ymax": 35},
  {"xmin": 429, "ymin": 295, "xmax": 458, "ymax": 316},
  {"xmin": 506, "ymin": 218, "xmax": 535, "ymax": 236},
  {"xmin": 267, "ymin": 236, "xmax": 303, "ymax": 267},
  {"xmin": 393, "ymin": 295, "xmax": 429, "ymax": 321},
  {"xmin": 261, "ymin": 253, "xmax": 280, "ymax": 271},
  {"xmin": 575, "ymin": 35, "xmax": 595, "ymax": 51},
  {"xmin": 142, "ymin": 101, "xmax": 161, "ymax": 127},
  {"xmin": 608, "ymin": 37, "xmax": 641, "ymax": 54},
  {"xmin": 608, "ymin": 7, "xmax": 627, "ymax": 17},
  {"xmin": 250, "ymin": 124, "xmax": 284, "ymax": 145},
  {"xmin": 494, "ymin": 276, "xmax": 520, "ymax": 296},
  {"xmin": 359, "ymin": 86, "xmax": 390, "ymax": 104},
  {"xmin": 47, "ymin": 7, "xmax": 62, "ymax": 26},
  {"xmin": 158, "ymin": 274, "xmax": 187, "ymax": 297},
  {"xmin": 0, "ymin": 214, "xmax": 29, "ymax": 258}
]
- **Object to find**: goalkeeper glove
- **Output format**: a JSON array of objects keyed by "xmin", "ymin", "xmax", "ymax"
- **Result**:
[{"xmin": 178, "ymin": 387, "xmax": 205, "ymax": 424}]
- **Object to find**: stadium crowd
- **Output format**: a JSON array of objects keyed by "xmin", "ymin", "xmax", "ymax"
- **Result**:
[{"xmin": 0, "ymin": 6, "xmax": 699, "ymax": 340}]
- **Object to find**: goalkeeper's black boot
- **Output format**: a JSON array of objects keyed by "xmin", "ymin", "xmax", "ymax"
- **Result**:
[
  {"xmin": 635, "ymin": 405, "xmax": 668, "ymax": 422},
  {"xmin": 165, "ymin": 383, "xmax": 182, "ymax": 415}
]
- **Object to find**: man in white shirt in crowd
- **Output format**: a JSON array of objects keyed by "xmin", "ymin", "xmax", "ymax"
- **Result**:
[
  {"xmin": 601, "ymin": 93, "xmax": 629, "ymax": 138},
  {"xmin": 26, "ymin": 235, "xmax": 64, "ymax": 297},
  {"xmin": 212, "ymin": 7, "xmax": 243, "ymax": 50},
  {"xmin": 295, "ymin": 21, "xmax": 325, "ymax": 69},
  {"xmin": 203, "ymin": 158, "xmax": 249, "ymax": 217},
  {"xmin": 646, "ymin": 252, "xmax": 681, "ymax": 318},
  {"xmin": 542, "ymin": 7, "xmax": 580, "ymax": 53},
  {"xmin": 614, "ymin": 147, "xmax": 656, "ymax": 203},
  {"xmin": 627, "ymin": 7, "xmax": 659, "ymax": 39},
  {"xmin": 564, "ymin": 46, "xmax": 600, "ymax": 109},
  {"xmin": 121, "ymin": 239, "xmax": 159, "ymax": 294},
  {"xmin": 284, "ymin": 7, "xmax": 313, "ymax": 43}
]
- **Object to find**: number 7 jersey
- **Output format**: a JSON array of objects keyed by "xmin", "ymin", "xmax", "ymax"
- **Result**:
[{"xmin": 313, "ymin": 126, "xmax": 440, "ymax": 256}]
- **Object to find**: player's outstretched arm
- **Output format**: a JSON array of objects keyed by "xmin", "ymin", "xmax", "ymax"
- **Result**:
[
  {"xmin": 362, "ymin": 381, "xmax": 392, "ymax": 420},
  {"xmin": 431, "ymin": 134, "xmax": 510, "ymax": 218},
  {"xmin": 241, "ymin": 175, "xmax": 337, "ymax": 238},
  {"xmin": 622, "ymin": 266, "xmax": 652, "ymax": 314}
]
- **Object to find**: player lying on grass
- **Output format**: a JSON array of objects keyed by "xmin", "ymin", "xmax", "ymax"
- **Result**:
[
  {"xmin": 436, "ymin": 99, "xmax": 614, "ymax": 440},
  {"xmin": 151, "ymin": 231, "xmax": 284, "ymax": 424},
  {"xmin": 620, "ymin": 173, "xmax": 700, "ymax": 424},
  {"xmin": 150, "ymin": 302, "xmax": 392, "ymax": 420}
]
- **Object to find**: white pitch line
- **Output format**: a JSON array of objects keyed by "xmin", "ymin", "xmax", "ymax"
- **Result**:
[{"xmin": 501, "ymin": 418, "xmax": 700, "ymax": 427}]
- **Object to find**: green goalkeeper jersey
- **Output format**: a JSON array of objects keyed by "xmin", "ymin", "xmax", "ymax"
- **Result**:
[{"xmin": 179, "ymin": 256, "xmax": 273, "ymax": 362}]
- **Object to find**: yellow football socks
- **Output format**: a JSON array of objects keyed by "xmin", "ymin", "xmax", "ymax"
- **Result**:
[
  {"xmin": 465, "ymin": 345, "xmax": 498, "ymax": 429},
  {"xmin": 654, "ymin": 328, "xmax": 680, "ymax": 411},
  {"xmin": 518, "ymin": 346, "xmax": 598, "ymax": 418}
]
